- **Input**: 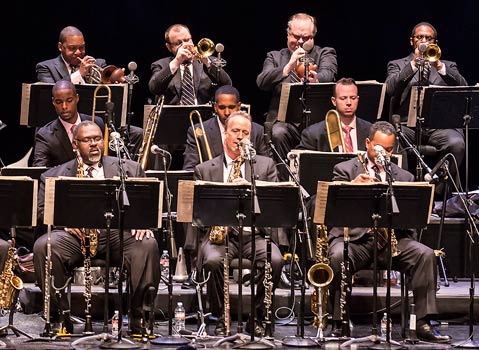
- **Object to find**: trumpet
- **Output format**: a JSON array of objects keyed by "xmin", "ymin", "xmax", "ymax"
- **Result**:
[
  {"xmin": 86, "ymin": 64, "xmax": 126, "ymax": 84},
  {"xmin": 186, "ymin": 38, "xmax": 216, "ymax": 61},
  {"xmin": 189, "ymin": 110, "xmax": 213, "ymax": 163},
  {"xmin": 424, "ymin": 43, "xmax": 441, "ymax": 63}
]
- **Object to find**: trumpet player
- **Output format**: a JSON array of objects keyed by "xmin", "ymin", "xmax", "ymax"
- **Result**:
[
  {"xmin": 148, "ymin": 23, "xmax": 232, "ymax": 105},
  {"xmin": 318, "ymin": 121, "xmax": 451, "ymax": 343},
  {"xmin": 386, "ymin": 22, "xmax": 467, "ymax": 197},
  {"xmin": 256, "ymin": 12, "xmax": 337, "ymax": 181}
]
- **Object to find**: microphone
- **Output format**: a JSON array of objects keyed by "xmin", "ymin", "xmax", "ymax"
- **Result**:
[
  {"xmin": 239, "ymin": 139, "xmax": 255, "ymax": 160},
  {"xmin": 125, "ymin": 61, "xmax": 139, "ymax": 84},
  {"xmin": 214, "ymin": 43, "xmax": 226, "ymax": 69},
  {"xmin": 215, "ymin": 43, "xmax": 224, "ymax": 54},
  {"xmin": 150, "ymin": 144, "xmax": 170, "ymax": 156},
  {"xmin": 302, "ymin": 42, "xmax": 313, "ymax": 52},
  {"xmin": 373, "ymin": 144, "xmax": 389, "ymax": 167},
  {"xmin": 424, "ymin": 154, "xmax": 450, "ymax": 182},
  {"xmin": 391, "ymin": 114, "xmax": 401, "ymax": 134},
  {"xmin": 105, "ymin": 101, "xmax": 115, "ymax": 127},
  {"xmin": 108, "ymin": 131, "xmax": 125, "ymax": 152},
  {"xmin": 418, "ymin": 43, "xmax": 428, "ymax": 54},
  {"xmin": 0, "ymin": 120, "xmax": 5, "ymax": 132}
]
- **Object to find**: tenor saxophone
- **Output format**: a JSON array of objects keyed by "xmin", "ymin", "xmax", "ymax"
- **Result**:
[
  {"xmin": 307, "ymin": 224, "xmax": 333, "ymax": 332},
  {"xmin": 0, "ymin": 235, "xmax": 23, "ymax": 313}
]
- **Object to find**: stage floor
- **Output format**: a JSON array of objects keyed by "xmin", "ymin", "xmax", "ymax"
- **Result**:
[{"xmin": 1, "ymin": 279, "xmax": 477, "ymax": 349}]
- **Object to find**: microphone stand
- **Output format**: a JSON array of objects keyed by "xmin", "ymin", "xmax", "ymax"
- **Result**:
[
  {"xmin": 150, "ymin": 152, "xmax": 190, "ymax": 346},
  {"xmin": 125, "ymin": 68, "xmax": 139, "ymax": 150},
  {"xmin": 414, "ymin": 56, "xmax": 427, "ymax": 181},
  {"xmin": 298, "ymin": 58, "xmax": 312, "ymax": 132}
]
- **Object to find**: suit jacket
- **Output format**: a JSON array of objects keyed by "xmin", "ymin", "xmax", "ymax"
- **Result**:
[
  {"xmin": 148, "ymin": 57, "xmax": 232, "ymax": 104},
  {"xmin": 183, "ymin": 116, "xmax": 270, "ymax": 171},
  {"xmin": 297, "ymin": 117, "xmax": 372, "ymax": 151},
  {"xmin": 194, "ymin": 153, "xmax": 277, "ymax": 182},
  {"xmin": 32, "ymin": 114, "xmax": 105, "ymax": 167},
  {"xmin": 37, "ymin": 155, "xmax": 145, "ymax": 222},
  {"xmin": 328, "ymin": 156, "xmax": 415, "ymax": 240},
  {"xmin": 385, "ymin": 53, "xmax": 468, "ymax": 122},
  {"xmin": 256, "ymin": 45, "xmax": 337, "ymax": 122},
  {"xmin": 36, "ymin": 55, "xmax": 107, "ymax": 83}
]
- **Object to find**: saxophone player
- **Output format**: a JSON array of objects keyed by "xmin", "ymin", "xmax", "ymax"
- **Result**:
[
  {"xmin": 33, "ymin": 120, "xmax": 160, "ymax": 335},
  {"xmin": 194, "ymin": 111, "xmax": 283, "ymax": 337},
  {"xmin": 323, "ymin": 121, "xmax": 451, "ymax": 343}
]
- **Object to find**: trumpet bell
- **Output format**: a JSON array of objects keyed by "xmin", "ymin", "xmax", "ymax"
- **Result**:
[
  {"xmin": 196, "ymin": 38, "xmax": 215, "ymax": 59},
  {"xmin": 424, "ymin": 44, "xmax": 441, "ymax": 62}
]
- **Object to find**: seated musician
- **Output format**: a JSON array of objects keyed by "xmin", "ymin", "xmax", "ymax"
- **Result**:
[
  {"xmin": 324, "ymin": 121, "xmax": 451, "ymax": 343},
  {"xmin": 194, "ymin": 111, "xmax": 283, "ymax": 337},
  {"xmin": 32, "ymin": 120, "xmax": 160, "ymax": 335}
]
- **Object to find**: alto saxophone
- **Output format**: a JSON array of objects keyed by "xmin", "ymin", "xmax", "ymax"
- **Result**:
[
  {"xmin": 357, "ymin": 153, "xmax": 400, "ymax": 257},
  {"xmin": 307, "ymin": 224, "xmax": 333, "ymax": 332},
  {"xmin": 0, "ymin": 235, "xmax": 23, "ymax": 313},
  {"xmin": 209, "ymin": 156, "xmax": 244, "ymax": 244}
]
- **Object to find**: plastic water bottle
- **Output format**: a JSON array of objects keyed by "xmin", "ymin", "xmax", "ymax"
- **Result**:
[
  {"xmin": 380, "ymin": 312, "xmax": 392, "ymax": 338},
  {"xmin": 160, "ymin": 250, "xmax": 170, "ymax": 282},
  {"xmin": 111, "ymin": 310, "xmax": 119, "ymax": 337},
  {"xmin": 174, "ymin": 301, "xmax": 186, "ymax": 334}
]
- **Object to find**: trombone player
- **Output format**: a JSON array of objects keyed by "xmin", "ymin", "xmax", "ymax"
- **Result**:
[
  {"xmin": 148, "ymin": 23, "xmax": 232, "ymax": 105},
  {"xmin": 385, "ymin": 22, "xmax": 467, "ymax": 195}
]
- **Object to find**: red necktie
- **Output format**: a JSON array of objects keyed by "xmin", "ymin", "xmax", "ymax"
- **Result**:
[{"xmin": 342, "ymin": 125, "xmax": 353, "ymax": 152}]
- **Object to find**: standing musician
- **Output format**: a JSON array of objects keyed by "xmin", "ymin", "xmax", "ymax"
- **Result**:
[
  {"xmin": 385, "ymin": 22, "xmax": 467, "ymax": 191},
  {"xmin": 35, "ymin": 25, "xmax": 143, "ymax": 159},
  {"xmin": 33, "ymin": 120, "xmax": 160, "ymax": 335},
  {"xmin": 297, "ymin": 78, "xmax": 372, "ymax": 152},
  {"xmin": 194, "ymin": 111, "xmax": 283, "ymax": 337},
  {"xmin": 181, "ymin": 85, "xmax": 272, "ymax": 289},
  {"xmin": 324, "ymin": 121, "xmax": 451, "ymax": 343},
  {"xmin": 256, "ymin": 12, "xmax": 337, "ymax": 180}
]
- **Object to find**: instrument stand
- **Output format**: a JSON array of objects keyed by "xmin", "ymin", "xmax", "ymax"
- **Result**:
[{"xmin": 189, "ymin": 270, "xmax": 212, "ymax": 340}]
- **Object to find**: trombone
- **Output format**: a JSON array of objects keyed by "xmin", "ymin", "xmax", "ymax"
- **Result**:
[
  {"xmin": 325, "ymin": 109, "xmax": 345, "ymax": 152},
  {"xmin": 92, "ymin": 84, "xmax": 112, "ymax": 155},
  {"xmin": 189, "ymin": 110, "xmax": 213, "ymax": 163}
]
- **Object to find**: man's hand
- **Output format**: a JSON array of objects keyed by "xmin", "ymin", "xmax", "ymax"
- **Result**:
[
  {"xmin": 64, "ymin": 227, "xmax": 85, "ymax": 241},
  {"xmin": 352, "ymin": 173, "xmax": 376, "ymax": 183},
  {"xmin": 131, "ymin": 229, "xmax": 154, "ymax": 241}
]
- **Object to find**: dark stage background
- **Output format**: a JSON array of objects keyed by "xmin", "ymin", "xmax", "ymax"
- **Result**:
[{"xmin": 2, "ymin": 1, "xmax": 478, "ymax": 189}]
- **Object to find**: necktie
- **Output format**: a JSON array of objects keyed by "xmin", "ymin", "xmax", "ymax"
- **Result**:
[
  {"xmin": 70, "ymin": 124, "xmax": 76, "ymax": 143},
  {"xmin": 290, "ymin": 70, "xmax": 301, "ymax": 83},
  {"xmin": 229, "ymin": 159, "xmax": 243, "ymax": 181},
  {"xmin": 86, "ymin": 166, "xmax": 94, "ymax": 178},
  {"xmin": 372, "ymin": 165, "xmax": 382, "ymax": 182},
  {"xmin": 70, "ymin": 64, "xmax": 78, "ymax": 74},
  {"xmin": 342, "ymin": 125, "xmax": 354, "ymax": 153},
  {"xmin": 421, "ymin": 61, "xmax": 431, "ymax": 84},
  {"xmin": 180, "ymin": 64, "xmax": 195, "ymax": 105}
]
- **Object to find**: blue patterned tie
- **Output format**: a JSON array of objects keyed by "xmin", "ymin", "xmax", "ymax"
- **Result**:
[{"xmin": 180, "ymin": 64, "xmax": 195, "ymax": 105}]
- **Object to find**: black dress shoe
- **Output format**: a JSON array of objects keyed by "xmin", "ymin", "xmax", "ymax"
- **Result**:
[
  {"xmin": 417, "ymin": 323, "xmax": 451, "ymax": 343},
  {"xmin": 181, "ymin": 274, "xmax": 196, "ymax": 289},
  {"xmin": 0, "ymin": 328, "xmax": 7, "ymax": 337},
  {"xmin": 329, "ymin": 325, "xmax": 343, "ymax": 338},
  {"xmin": 245, "ymin": 318, "xmax": 265, "ymax": 337},
  {"xmin": 214, "ymin": 317, "xmax": 227, "ymax": 336}
]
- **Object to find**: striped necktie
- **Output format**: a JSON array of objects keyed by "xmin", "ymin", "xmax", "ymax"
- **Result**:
[
  {"xmin": 290, "ymin": 70, "xmax": 301, "ymax": 83},
  {"xmin": 180, "ymin": 63, "xmax": 195, "ymax": 105},
  {"xmin": 342, "ymin": 125, "xmax": 354, "ymax": 152},
  {"xmin": 372, "ymin": 165, "xmax": 382, "ymax": 182},
  {"xmin": 86, "ymin": 166, "xmax": 95, "ymax": 178}
]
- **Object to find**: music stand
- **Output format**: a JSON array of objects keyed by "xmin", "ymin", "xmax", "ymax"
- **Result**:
[
  {"xmin": 20, "ymin": 82, "xmax": 128, "ymax": 128},
  {"xmin": 314, "ymin": 181, "xmax": 434, "ymax": 349},
  {"xmin": 191, "ymin": 182, "xmax": 299, "ymax": 349},
  {"xmin": 0, "ymin": 176, "xmax": 37, "ymax": 339},
  {"xmin": 44, "ymin": 177, "xmax": 162, "ymax": 349},
  {"xmin": 277, "ymin": 81, "xmax": 385, "ymax": 127}
]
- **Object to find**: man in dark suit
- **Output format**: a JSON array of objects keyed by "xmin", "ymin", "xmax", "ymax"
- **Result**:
[
  {"xmin": 256, "ymin": 12, "xmax": 337, "ymax": 180},
  {"xmin": 297, "ymin": 78, "xmax": 372, "ymax": 152},
  {"xmin": 195, "ymin": 111, "xmax": 283, "ymax": 337},
  {"xmin": 183, "ymin": 85, "xmax": 269, "ymax": 171},
  {"xmin": 32, "ymin": 80, "xmax": 105, "ymax": 167},
  {"xmin": 325, "ymin": 121, "xmax": 451, "ymax": 343},
  {"xmin": 148, "ymin": 23, "xmax": 232, "ymax": 104},
  {"xmin": 33, "ymin": 120, "xmax": 160, "ymax": 335},
  {"xmin": 35, "ymin": 26, "xmax": 143, "ymax": 159},
  {"xmin": 386, "ymin": 22, "xmax": 467, "ymax": 185}
]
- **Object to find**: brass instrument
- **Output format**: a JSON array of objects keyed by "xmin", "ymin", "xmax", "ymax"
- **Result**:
[
  {"xmin": 357, "ymin": 152, "xmax": 400, "ymax": 257},
  {"xmin": 189, "ymin": 38, "xmax": 216, "ymax": 61},
  {"xmin": 424, "ymin": 43, "xmax": 441, "ymax": 63},
  {"xmin": 86, "ymin": 64, "xmax": 126, "ymax": 84},
  {"xmin": 137, "ymin": 95, "xmax": 164, "ymax": 169},
  {"xmin": 307, "ymin": 224, "xmax": 333, "ymax": 332},
  {"xmin": 92, "ymin": 84, "xmax": 112, "ymax": 156},
  {"xmin": 0, "ymin": 235, "xmax": 23, "ymax": 312},
  {"xmin": 325, "ymin": 109, "xmax": 345, "ymax": 151},
  {"xmin": 209, "ymin": 156, "xmax": 244, "ymax": 244},
  {"xmin": 190, "ymin": 110, "xmax": 213, "ymax": 163}
]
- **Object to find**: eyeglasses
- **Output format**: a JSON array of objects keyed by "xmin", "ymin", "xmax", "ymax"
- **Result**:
[
  {"xmin": 169, "ymin": 38, "xmax": 193, "ymax": 47},
  {"xmin": 414, "ymin": 35, "xmax": 435, "ymax": 42},
  {"xmin": 289, "ymin": 33, "xmax": 314, "ymax": 42},
  {"xmin": 76, "ymin": 136, "xmax": 103, "ymax": 144}
]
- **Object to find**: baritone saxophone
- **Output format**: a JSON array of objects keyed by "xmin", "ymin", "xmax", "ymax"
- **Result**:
[{"xmin": 0, "ymin": 234, "xmax": 23, "ymax": 312}]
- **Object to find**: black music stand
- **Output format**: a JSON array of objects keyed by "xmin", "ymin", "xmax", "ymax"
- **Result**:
[
  {"xmin": 192, "ymin": 182, "xmax": 299, "ymax": 349},
  {"xmin": 314, "ymin": 181, "xmax": 433, "ymax": 349},
  {"xmin": 44, "ymin": 177, "xmax": 162, "ymax": 349},
  {"xmin": 20, "ymin": 83, "xmax": 128, "ymax": 128},
  {"xmin": 0, "ymin": 177, "xmax": 37, "ymax": 339},
  {"xmin": 277, "ymin": 81, "xmax": 385, "ymax": 127}
]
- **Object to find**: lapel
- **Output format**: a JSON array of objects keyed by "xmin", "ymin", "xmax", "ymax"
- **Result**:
[
  {"xmin": 54, "ymin": 119, "xmax": 76, "ymax": 158},
  {"xmin": 208, "ymin": 118, "xmax": 224, "ymax": 156},
  {"xmin": 192, "ymin": 61, "xmax": 201, "ymax": 93},
  {"xmin": 101, "ymin": 157, "xmax": 118, "ymax": 178},
  {"xmin": 55, "ymin": 56, "xmax": 71, "ymax": 80}
]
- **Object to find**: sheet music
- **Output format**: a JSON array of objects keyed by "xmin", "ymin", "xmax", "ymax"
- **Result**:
[
  {"xmin": 277, "ymin": 83, "xmax": 295, "ymax": 122},
  {"xmin": 177, "ymin": 180, "xmax": 195, "ymax": 223},
  {"xmin": 44, "ymin": 177, "xmax": 56, "ymax": 226},
  {"xmin": 0, "ymin": 176, "xmax": 38, "ymax": 226}
]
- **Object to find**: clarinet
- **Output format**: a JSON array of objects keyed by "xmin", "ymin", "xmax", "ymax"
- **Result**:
[
  {"xmin": 340, "ymin": 228, "xmax": 351, "ymax": 337},
  {"xmin": 263, "ymin": 231, "xmax": 274, "ymax": 338},
  {"xmin": 41, "ymin": 225, "xmax": 54, "ymax": 337}
]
